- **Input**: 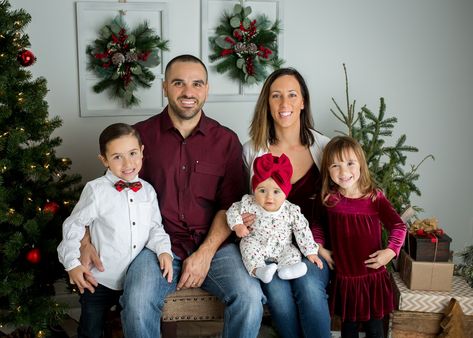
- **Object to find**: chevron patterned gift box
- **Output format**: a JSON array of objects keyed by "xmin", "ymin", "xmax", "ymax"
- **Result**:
[{"xmin": 392, "ymin": 272, "xmax": 473, "ymax": 315}]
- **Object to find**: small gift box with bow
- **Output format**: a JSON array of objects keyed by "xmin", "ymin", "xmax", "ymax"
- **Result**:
[{"xmin": 407, "ymin": 218, "xmax": 452, "ymax": 262}]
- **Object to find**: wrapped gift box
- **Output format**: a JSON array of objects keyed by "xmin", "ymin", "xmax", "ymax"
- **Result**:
[
  {"xmin": 398, "ymin": 249, "xmax": 454, "ymax": 291},
  {"xmin": 406, "ymin": 232, "xmax": 452, "ymax": 262},
  {"xmin": 392, "ymin": 271, "xmax": 473, "ymax": 315}
]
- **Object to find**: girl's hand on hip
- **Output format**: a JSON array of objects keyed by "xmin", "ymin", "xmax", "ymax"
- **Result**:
[{"xmin": 364, "ymin": 248, "xmax": 396, "ymax": 269}]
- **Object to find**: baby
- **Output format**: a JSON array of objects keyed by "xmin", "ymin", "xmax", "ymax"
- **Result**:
[{"xmin": 226, "ymin": 153, "xmax": 323, "ymax": 283}]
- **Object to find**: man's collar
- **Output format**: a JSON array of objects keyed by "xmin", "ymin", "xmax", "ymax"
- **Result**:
[
  {"xmin": 161, "ymin": 107, "xmax": 175, "ymax": 131},
  {"xmin": 161, "ymin": 106, "xmax": 208, "ymax": 136}
]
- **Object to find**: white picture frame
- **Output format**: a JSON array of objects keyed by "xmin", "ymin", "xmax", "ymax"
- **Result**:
[
  {"xmin": 76, "ymin": 2, "xmax": 169, "ymax": 117},
  {"xmin": 201, "ymin": 0, "xmax": 283, "ymax": 102}
]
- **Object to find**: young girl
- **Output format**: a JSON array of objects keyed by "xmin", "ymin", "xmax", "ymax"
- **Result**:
[
  {"xmin": 226, "ymin": 153, "xmax": 323, "ymax": 284},
  {"xmin": 319, "ymin": 136, "xmax": 406, "ymax": 338},
  {"xmin": 57, "ymin": 123, "xmax": 173, "ymax": 338}
]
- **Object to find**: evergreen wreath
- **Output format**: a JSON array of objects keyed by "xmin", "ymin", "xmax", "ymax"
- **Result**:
[
  {"xmin": 209, "ymin": 1, "xmax": 283, "ymax": 85},
  {"xmin": 86, "ymin": 14, "xmax": 169, "ymax": 108}
]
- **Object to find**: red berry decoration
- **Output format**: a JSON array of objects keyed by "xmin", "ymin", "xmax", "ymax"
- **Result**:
[
  {"xmin": 17, "ymin": 49, "xmax": 36, "ymax": 66},
  {"xmin": 43, "ymin": 201, "xmax": 59, "ymax": 214},
  {"xmin": 26, "ymin": 248, "xmax": 41, "ymax": 264}
]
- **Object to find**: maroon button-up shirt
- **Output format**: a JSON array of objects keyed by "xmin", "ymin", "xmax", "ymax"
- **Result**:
[{"xmin": 134, "ymin": 108, "xmax": 246, "ymax": 259}]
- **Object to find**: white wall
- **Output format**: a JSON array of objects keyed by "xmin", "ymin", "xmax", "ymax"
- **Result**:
[{"xmin": 12, "ymin": 0, "xmax": 473, "ymax": 256}]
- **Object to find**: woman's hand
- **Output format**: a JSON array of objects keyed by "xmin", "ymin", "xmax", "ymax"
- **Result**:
[
  {"xmin": 318, "ymin": 246, "xmax": 335, "ymax": 270},
  {"xmin": 241, "ymin": 212, "xmax": 255, "ymax": 230},
  {"xmin": 364, "ymin": 248, "xmax": 396, "ymax": 269}
]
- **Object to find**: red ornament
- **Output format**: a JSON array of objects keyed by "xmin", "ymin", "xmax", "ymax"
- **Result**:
[
  {"xmin": 43, "ymin": 201, "xmax": 59, "ymax": 214},
  {"xmin": 26, "ymin": 248, "xmax": 41, "ymax": 264},
  {"xmin": 17, "ymin": 50, "xmax": 36, "ymax": 67}
]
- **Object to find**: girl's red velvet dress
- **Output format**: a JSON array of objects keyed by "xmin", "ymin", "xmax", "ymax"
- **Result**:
[{"xmin": 325, "ymin": 190, "xmax": 406, "ymax": 322}]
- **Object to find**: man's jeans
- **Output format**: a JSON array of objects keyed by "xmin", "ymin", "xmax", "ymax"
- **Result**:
[{"xmin": 120, "ymin": 244, "xmax": 265, "ymax": 338}]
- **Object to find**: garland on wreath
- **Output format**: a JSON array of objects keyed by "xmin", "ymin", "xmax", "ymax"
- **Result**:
[
  {"xmin": 209, "ymin": 1, "xmax": 283, "ymax": 85},
  {"xmin": 86, "ymin": 14, "xmax": 169, "ymax": 107}
]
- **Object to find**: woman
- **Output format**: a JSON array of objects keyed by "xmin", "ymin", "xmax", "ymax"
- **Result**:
[{"xmin": 243, "ymin": 68, "xmax": 332, "ymax": 338}]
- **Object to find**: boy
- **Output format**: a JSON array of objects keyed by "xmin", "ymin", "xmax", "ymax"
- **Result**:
[{"xmin": 57, "ymin": 123, "xmax": 173, "ymax": 337}]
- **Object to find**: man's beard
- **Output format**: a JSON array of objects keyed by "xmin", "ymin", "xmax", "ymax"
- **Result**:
[{"xmin": 168, "ymin": 97, "xmax": 204, "ymax": 121}]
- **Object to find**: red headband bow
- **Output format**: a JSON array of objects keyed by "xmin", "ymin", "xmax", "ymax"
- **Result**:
[{"xmin": 252, "ymin": 153, "xmax": 293, "ymax": 197}]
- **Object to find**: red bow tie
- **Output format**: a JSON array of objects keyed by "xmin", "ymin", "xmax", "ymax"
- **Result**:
[{"xmin": 114, "ymin": 180, "xmax": 142, "ymax": 192}]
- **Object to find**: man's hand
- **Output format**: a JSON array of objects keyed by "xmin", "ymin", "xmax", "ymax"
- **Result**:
[
  {"xmin": 80, "ymin": 227, "xmax": 104, "ymax": 271},
  {"xmin": 177, "ymin": 249, "xmax": 212, "ymax": 290},
  {"xmin": 176, "ymin": 210, "xmax": 229, "ymax": 290},
  {"xmin": 233, "ymin": 223, "xmax": 250, "ymax": 238},
  {"xmin": 67, "ymin": 265, "xmax": 97, "ymax": 294},
  {"xmin": 318, "ymin": 246, "xmax": 335, "ymax": 270},
  {"xmin": 79, "ymin": 227, "xmax": 103, "ymax": 289},
  {"xmin": 159, "ymin": 253, "xmax": 173, "ymax": 283},
  {"xmin": 307, "ymin": 254, "xmax": 324, "ymax": 269},
  {"xmin": 364, "ymin": 248, "xmax": 396, "ymax": 269}
]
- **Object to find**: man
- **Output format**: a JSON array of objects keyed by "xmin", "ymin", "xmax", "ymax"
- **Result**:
[{"xmin": 81, "ymin": 55, "xmax": 265, "ymax": 338}]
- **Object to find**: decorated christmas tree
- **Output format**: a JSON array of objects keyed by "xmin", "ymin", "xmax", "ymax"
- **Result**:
[{"xmin": 0, "ymin": 1, "xmax": 81, "ymax": 336}]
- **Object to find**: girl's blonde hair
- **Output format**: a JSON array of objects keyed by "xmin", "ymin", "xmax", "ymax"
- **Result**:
[
  {"xmin": 248, "ymin": 68, "xmax": 315, "ymax": 151},
  {"xmin": 321, "ymin": 136, "xmax": 377, "ymax": 205}
]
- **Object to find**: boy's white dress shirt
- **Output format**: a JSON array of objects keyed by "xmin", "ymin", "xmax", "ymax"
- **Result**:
[{"xmin": 57, "ymin": 170, "xmax": 172, "ymax": 290}]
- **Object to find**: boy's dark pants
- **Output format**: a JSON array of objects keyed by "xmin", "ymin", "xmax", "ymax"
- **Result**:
[{"xmin": 78, "ymin": 284, "xmax": 122, "ymax": 338}]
